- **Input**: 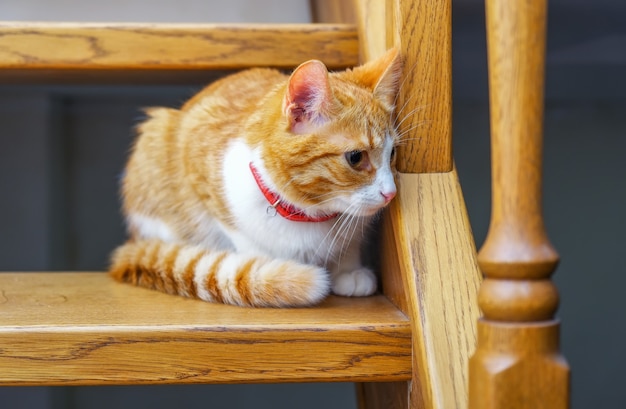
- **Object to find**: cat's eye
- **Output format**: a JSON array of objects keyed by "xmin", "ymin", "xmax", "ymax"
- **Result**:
[{"xmin": 345, "ymin": 150, "xmax": 364, "ymax": 168}]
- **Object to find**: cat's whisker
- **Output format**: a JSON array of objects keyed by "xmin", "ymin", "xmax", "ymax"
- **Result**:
[
  {"xmin": 395, "ymin": 138, "xmax": 423, "ymax": 148},
  {"xmin": 335, "ymin": 210, "xmax": 355, "ymax": 254},
  {"xmin": 397, "ymin": 133, "xmax": 425, "ymax": 144},
  {"xmin": 392, "ymin": 58, "xmax": 420, "ymax": 109},
  {"xmin": 321, "ymin": 212, "xmax": 351, "ymax": 266},
  {"xmin": 331, "ymin": 203, "xmax": 362, "ymax": 261},
  {"xmin": 393, "ymin": 62, "xmax": 426, "ymax": 121},
  {"xmin": 299, "ymin": 190, "xmax": 352, "ymax": 206},
  {"xmin": 395, "ymin": 136, "xmax": 424, "ymax": 148},
  {"xmin": 394, "ymin": 94, "xmax": 421, "ymax": 122},
  {"xmin": 392, "ymin": 92, "xmax": 415, "ymax": 122},
  {"xmin": 332, "ymin": 206, "xmax": 360, "ymax": 267},
  {"xmin": 316, "ymin": 207, "xmax": 352, "ymax": 260},
  {"xmin": 397, "ymin": 122, "xmax": 429, "ymax": 140},
  {"xmin": 333, "ymin": 208, "xmax": 356, "ymax": 245},
  {"xmin": 342, "ymin": 211, "xmax": 363, "ymax": 263},
  {"xmin": 395, "ymin": 105, "xmax": 427, "ymax": 131}
]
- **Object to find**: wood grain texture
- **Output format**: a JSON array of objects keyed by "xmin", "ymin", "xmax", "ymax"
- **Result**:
[
  {"xmin": 0, "ymin": 272, "xmax": 411, "ymax": 386},
  {"xmin": 470, "ymin": 0, "xmax": 570, "ymax": 407},
  {"xmin": 470, "ymin": 320, "xmax": 570, "ymax": 409},
  {"xmin": 353, "ymin": 0, "xmax": 388, "ymax": 62},
  {"xmin": 310, "ymin": 0, "xmax": 357, "ymax": 24},
  {"xmin": 345, "ymin": 2, "xmax": 477, "ymax": 407},
  {"xmin": 356, "ymin": 381, "xmax": 409, "ymax": 409},
  {"xmin": 477, "ymin": 0, "xmax": 558, "ymax": 281},
  {"xmin": 349, "ymin": 2, "xmax": 409, "ymax": 406},
  {"xmin": 355, "ymin": 210, "xmax": 411, "ymax": 409},
  {"xmin": 390, "ymin": 0, "xmax": 453, "ymax": 173},
  {"xmin": 385, "ymin": 170, "xmax": 482, "ymax": 409},
  {"xmin": 0, "ymin": 23, "xmax": 358, "ymax": 82}
]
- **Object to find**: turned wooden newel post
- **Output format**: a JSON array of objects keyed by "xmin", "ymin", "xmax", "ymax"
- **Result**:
[{"xmin": 469, "ymin": 0, "xmax": 570, "ymax": 408}]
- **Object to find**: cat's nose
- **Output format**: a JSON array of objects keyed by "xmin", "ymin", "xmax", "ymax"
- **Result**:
[{"xmin": 380, "ymin": 190, "xmax": 396, "ymax": 203}]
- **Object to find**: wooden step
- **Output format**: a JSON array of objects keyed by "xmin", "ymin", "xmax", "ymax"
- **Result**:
[
  {"xmin": 0, "ymin": 272, "xmax": 411, "ymax": 386},
  {"xmin": 0, "ymin": 23, "xmax": 359, "ymax": 83}
]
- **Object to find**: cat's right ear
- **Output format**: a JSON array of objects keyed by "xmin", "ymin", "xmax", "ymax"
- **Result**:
[{"xmin": 283, "ymin": 60, "xmax": 331, "ymax": 134}]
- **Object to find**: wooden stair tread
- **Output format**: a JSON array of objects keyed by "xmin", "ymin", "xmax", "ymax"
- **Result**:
[
  {"xmin": 0, "ymin": 272, "xmax": 411, "ymax": 386},
  {"xmin": 0, "ymin": 22, "xmax": 358, "ymax": 83}
]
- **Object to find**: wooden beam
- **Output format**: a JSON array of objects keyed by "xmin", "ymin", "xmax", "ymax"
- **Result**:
[
  {"xmin": 336, "ymin": 0, "xmax": 479, "ymax": 407},
  {"xmin": 0, "ymin": 272, "xmax": 411, "ymax": 386},
  {"xmin": 385, "ymin": 170, "xmax": 482, "ymax": 408},
  {"xmin": 0, "ymin": 23, "xmax": 358, "ymax": 83},
  {"xmin": 390, "ymin": 0, "xmax": 453, "ymax": 173},
  {"xmin": 361, "ymin": 170, "xmax": 483, "ymax": 409}
]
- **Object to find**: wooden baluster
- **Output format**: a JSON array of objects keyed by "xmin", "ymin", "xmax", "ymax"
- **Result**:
[{"xmin": 469, "ymin": 0, "xmax": 570, "ymax": 408}]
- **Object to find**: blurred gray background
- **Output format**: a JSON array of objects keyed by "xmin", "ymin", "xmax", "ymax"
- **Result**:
[{"xmin": 1, "ymin": 0, "xmax": 625, "ymax": 408}]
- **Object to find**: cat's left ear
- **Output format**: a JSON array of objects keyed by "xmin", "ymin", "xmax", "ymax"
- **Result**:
[
  {"xmin": 356, "ymin": 47, "xmax": 404, "ymax": 109},
  {"xmin": 283, "ymin": 60, "xmax": 332, "ymax": 134},
  {"xmin": 373, "ymin": 48, "xmax": 403, "ymax": 108}
]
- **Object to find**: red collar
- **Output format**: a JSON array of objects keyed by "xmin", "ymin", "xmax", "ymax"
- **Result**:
[{"xmin": 249, "ymin": 162, "xmax": 338, "ymax": 223}]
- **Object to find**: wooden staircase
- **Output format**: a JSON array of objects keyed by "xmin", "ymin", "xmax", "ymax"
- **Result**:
[{"xmin": 0, "ymin": 0, "xmax": 569, "ymax": 408}]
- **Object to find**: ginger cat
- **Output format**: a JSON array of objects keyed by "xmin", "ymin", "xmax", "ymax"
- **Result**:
[{"xmin": 110, "ymin": 48, "xmax": 403, "ymax": 307}]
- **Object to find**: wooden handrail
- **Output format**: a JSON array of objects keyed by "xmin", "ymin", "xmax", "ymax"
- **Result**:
[{"xmin": 469, "ymin": 0, "xmax": 570, "ymax": 407}]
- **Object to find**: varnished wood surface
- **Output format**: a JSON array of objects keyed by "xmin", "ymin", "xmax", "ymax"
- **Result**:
[
  {"xmin": 0, "ymin": 272, "xmax": 411, "ymax": 385},
  {"xmin": 470, "ymin": 0, "xmax": 570, "ymax": 407},
  {"xmin": 310, "ymin": 0, "xmax": 357, "ymax": 24},
  {"xmin": 359, "ymin": 170, "xmax": 482, "ymax": 409},
  {"xmin": 353, "ymin": 0, "xmax": 387, "ymax": 63},
  {"xmin": 357, "ymin": 381, "xmax": 409, "ymax": 409},
  {"xmin": 0, "ymin": 23, "xmax": 358, "ymax": 83},
  {"xmin": 386, "ymin": 170, "xmax": 482, "ymax": 409},
  {"xmin": 318, "ymin": 0, "xmax": 454, "ymax": 173},
  {"xmin": 320, "ymin": 2, "xmax": 479, "ymax": 407},
  {"xmin": 470, "ymin": 319, "xmax": 570, "ymax": 409},
  {"xmin": 390, "ymin": 0, "xmax": 453, "ymax": 173},
  {"xmin": 477, "ymin": 0, "xmax": 559, "ymax": 280}
]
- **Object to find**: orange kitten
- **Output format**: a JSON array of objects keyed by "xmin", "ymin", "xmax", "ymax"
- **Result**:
[{"xmin": 110, "ymin": 48, "xmax": 402, "ymax": 307}]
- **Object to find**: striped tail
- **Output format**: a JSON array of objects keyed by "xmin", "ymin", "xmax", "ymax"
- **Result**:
[{"xmin": 109, "ymin": 240, "xmax": 330, "ymax": 307}]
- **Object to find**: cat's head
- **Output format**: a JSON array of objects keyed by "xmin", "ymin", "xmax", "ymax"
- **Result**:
[{"xmin": 255, "ymin": 48, "xmax": 403, "ymax": 219}]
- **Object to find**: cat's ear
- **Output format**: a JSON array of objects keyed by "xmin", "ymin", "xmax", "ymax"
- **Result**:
[
  {"xmin": 283, "ymin": 60, "xmax": 331, "ymax": 134},
  {"xmin": 373, "ymin": 48, "xmax": 403, "ymax": 108},
  {"xmin": 355, "ymin": 48, "xmax": 403, "ymax": 109}
]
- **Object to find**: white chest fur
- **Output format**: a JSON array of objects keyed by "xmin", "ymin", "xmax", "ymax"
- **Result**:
[{"xmin": 221, "ymin": 139, "xmax": 356, "ymax": 266}]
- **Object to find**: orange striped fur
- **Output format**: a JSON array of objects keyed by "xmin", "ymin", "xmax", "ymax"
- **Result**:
[
  {"xmin": 110, "ymin": 48, "xmax": 403, "ymax": 307},
  {"xmin": 110, "ymin": 240, "xmax": 328, "ymax": 307}
]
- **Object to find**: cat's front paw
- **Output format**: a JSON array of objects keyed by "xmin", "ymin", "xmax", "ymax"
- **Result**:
[{"xmin": 331, "ymin": 267, "xmax": 377, "ymax": 297}]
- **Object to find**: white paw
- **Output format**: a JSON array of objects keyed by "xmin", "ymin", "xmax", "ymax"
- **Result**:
[{"xmin": 331, "ymin": 267, "xmax": 377, "ymax": 297}]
